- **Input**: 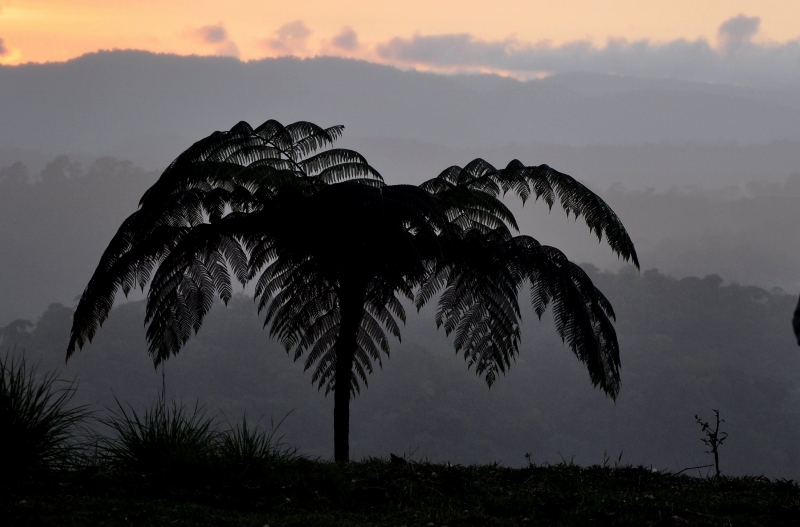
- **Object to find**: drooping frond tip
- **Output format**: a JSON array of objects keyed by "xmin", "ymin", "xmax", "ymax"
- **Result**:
[
  {"xmin": 417, "ymin": 229, "xmax": 621, "ymax": 398},
  {"xmin": 421, "ymin": 159, "xmax": 639, "ymax": 269},
  {"xmin": 524, "ymin": 163, "xmax": 639, "ymax": 269}
]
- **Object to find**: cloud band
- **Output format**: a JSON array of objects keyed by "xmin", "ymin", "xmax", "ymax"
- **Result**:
[{"xmin": 375, "ymin": 15, "xmax": 800, "ymax": 87}]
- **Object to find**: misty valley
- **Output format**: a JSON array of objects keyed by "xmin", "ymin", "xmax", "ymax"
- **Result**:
[{"xmin": 4, "ymin": 52, "xmax": 800, "ymax": 526}]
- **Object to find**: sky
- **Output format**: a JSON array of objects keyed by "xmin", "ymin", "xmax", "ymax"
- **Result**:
[{"xmin": 1, "ymin": 1, "xmax": 800, "ymax": 85}]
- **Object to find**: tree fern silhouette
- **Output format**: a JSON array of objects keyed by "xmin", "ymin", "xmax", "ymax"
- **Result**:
[{"xmin": 68, "ymin": 119, "xmax": 638, "ymax": 462}]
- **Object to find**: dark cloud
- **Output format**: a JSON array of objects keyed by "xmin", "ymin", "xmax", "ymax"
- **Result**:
[
  {"xmin": 196, "ymin": 24, "xmax": 228, "ymax": 44},
  {"xmin": 0, "ymin": 38, "xmax": 7, "ymax": 57},
  {"xmin": 376, "ymin": 15, "xmax": 800, "ymax": 88},
  {"xmin": 190, "ymin": 24, "xmax": 239, "ymax": 58},
  {"xmin": 718, "ymin": 14, "xmax": 760, "ymax": 52},
  {"xmin": 266, "ymin": 20, "xmax": 311, "ymax": 53},
  {"xmin": 332, "ymin": 26, "xmax": 359, "ymax": 51}
]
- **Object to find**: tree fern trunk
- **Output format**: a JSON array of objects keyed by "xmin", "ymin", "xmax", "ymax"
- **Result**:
[{"xmin": 333, "ymin": 278, "xmax": 366, "ymax": 462}]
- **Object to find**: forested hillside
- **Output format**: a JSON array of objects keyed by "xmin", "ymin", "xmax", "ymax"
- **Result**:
[
  {"xmin": 3, "ymin": 266, "xmax": 798, "ymax": 478},
  {"xmin": 2, "ymin": 155, "xmax": 799, "ymax": 324},
  {"xmin": 0, "ymin": 157, "xmax": 156, "ymax": 322}
]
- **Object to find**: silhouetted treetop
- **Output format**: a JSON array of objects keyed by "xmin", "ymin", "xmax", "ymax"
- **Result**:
[{"xmin": 67, "ymin": 118, "xmax": 638, "ymax": 461}]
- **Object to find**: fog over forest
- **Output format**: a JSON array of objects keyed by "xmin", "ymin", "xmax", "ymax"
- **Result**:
[{"xmin": 1, "ymin": 51, "xmax": 799, "ymax": 475}]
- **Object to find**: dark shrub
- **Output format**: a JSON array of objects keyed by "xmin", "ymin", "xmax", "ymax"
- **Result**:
[
  {"xmin": 101, "ymin": 395, "xmax": 218, "ymax": 480},
  {"xmin": 218, "ymin": 414, "xmax": 297, "ymax": 475},
  {"xmin": 0, "ymin": 352, "xmax": 90, "ymax": 479}
]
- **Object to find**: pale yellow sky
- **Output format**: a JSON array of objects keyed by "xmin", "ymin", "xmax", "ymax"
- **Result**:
[{"xmin": 0, "ymin": 0, "xmax": 798, "ymax": 66}]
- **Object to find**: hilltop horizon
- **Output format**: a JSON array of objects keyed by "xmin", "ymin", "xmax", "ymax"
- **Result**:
[{"xmin": 2, "ymin": 49, "xmax": 800, "ymax": 191}]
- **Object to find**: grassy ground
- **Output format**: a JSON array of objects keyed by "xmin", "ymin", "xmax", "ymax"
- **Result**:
[{"xmin": 4, "ymin": 458, "xmax": 800, "ymax": 527}]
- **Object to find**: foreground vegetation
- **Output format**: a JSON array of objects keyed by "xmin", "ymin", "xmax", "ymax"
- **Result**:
[
  {"xmin": 5, "ymin": 458, "xmax": 800, "ymax": 526},
  {"xmin": 3, "ymin": 351, "xmax": 800, "ymax": 526}
]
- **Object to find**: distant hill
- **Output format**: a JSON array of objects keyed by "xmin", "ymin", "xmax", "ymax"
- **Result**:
[{"xmin": 1, "ymin": 51, "xmax": 799, "ymax": 189}]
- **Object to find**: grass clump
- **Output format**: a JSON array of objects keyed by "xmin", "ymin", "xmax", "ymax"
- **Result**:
[
  {"xmin": 0, "ymin": 351, "xmax": 90, "ymax": 480},
  {"xmin": 100, "ymin": 394, "xmax": 218, "ymax": 481},
  {"xmin": 217, "ymin": 413, "xmax": 297, "ymax": 476},
  {"xmin": 100, "ymin": 397, "xmax": 298, "ymax": 483}
]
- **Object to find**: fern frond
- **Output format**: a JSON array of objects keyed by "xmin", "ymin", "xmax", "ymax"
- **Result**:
[{"xmin": 520, "ymin": 164, "xmax": 638, "ymax": 268}]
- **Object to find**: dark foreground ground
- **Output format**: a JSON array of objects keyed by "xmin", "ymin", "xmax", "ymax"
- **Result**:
[{"xmin": 3, "ymin": 459, "xmax": 800, "ymax": 526}]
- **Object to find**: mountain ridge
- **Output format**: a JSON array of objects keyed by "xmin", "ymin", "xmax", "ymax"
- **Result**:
[{"xmin": 2, "ymin": 50, "xmax": 799, "ymax": 169}]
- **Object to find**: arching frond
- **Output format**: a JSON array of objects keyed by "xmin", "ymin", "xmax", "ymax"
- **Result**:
[
  {"xmin": 421, "ymin": 163, "xmax": 519, "ymax": 234},
  {"xmin": 67, "ymin": 118, "xmax": 378, "ymax": 366},
  {"xmin": 419, "ymin": 229, "xmax": 621, "ymax": 396},
  {"xmin": 422, "ymin": 158, "xmax": 639, "ymax": 270},
  {"xmin": 498, "ymin": 162, "xmax": 639, "ymax": 268},
  {"xmin": 141, "ymin": 222, "xmax": 248, "ymax": 363}
]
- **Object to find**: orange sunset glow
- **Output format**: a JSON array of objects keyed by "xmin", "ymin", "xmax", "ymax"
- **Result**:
[{"xmin": 1, "ymin": 0, "xmax": 799, "ymax": 71}]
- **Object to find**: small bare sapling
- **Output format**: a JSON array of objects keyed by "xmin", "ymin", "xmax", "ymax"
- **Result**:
[{"xmin": 695, "ymin": 409, "xmax": 728, "ymax": 478}]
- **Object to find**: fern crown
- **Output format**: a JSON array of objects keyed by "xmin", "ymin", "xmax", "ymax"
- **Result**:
[{"xmin": 68, "ymin": 119, "xmax": 638, "ymax": 398}]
